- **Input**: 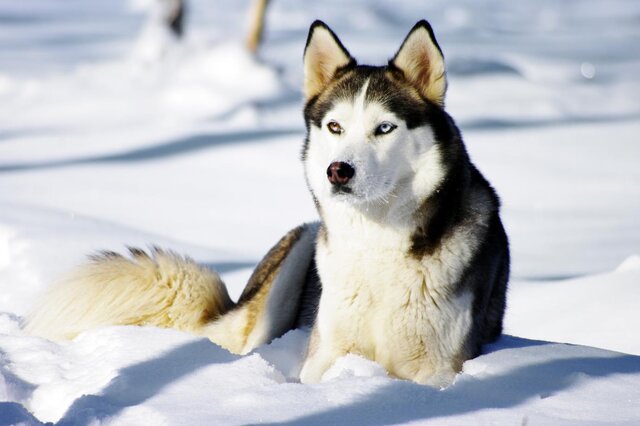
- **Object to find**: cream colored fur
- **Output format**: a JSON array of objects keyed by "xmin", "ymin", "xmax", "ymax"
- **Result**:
[
  {"xmin": 26, "ymin": 224, "xmax": 319, "ymax": 358},
  {"xmin": 25, "ymin": 250, "xmax": 233, "ymax": 341},
  {"xmin": 299, "ymin": 208, "xmax": 488, "ymax": 386},
  {"xmin": 392, "ymin": 24, "xmax": 447, "ymax": 106},
  {"xmin": 303, "ymin": 24, "xmax": 351, "ymax": 99}
]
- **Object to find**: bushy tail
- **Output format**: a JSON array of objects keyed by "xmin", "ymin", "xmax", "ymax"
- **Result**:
[
  {"xmin": 24, "ymin": 248, "xmax": 234, "ymax": 341},
  {"xmin": 25, "ymin": 223, "xmax": 320, "ymax": 355}
]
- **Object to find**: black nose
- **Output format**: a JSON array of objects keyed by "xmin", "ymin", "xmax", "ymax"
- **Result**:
[{"xmin": 327, "ymin": 162, "xmax": 355, "ymax": 186}]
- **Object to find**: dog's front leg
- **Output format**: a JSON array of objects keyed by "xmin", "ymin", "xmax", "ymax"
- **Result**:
[{"xmin": 299, "ymin": 325, "xmax": 342, "ymax": 383}]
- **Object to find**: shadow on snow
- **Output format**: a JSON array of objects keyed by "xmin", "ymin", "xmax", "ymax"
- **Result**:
[
  {"xmin": 56, "ymin": 339, "xmax": 238, "ymax": 425},
  {"xmin": 254, "ymin": 336, "xmax": 640, "ymax": 426},
  {"xmin": 204, "ymin": 261, "xmax": 256, "ymax": 275},
  {"xmin": 0, "ymin": 128, "xmax": 302, "ymax": 174},
  {"xmin": 13, "ymin": 335, "xmax": 638, "ymax": 425},
  {"xmin": 0, "ymin": 350, "xmax": 41, "ymax": 426}
]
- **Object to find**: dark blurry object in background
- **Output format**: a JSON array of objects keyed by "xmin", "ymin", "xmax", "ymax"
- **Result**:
[{"xmin": 163, "ymin": 0, "xmax": 185, "ymax": 38}]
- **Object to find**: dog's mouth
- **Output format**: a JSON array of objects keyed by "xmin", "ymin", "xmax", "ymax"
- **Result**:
[
  {"xmin": 330, "ymin": 184, "xmax": 378, "ymax": 205},
  {"xmin": 331, "ymin": 185, "xmax": 353, "ymax": 195},
  {"xmin": 328, "ymin": 178, "xmax": 398, "ymax": 207}
]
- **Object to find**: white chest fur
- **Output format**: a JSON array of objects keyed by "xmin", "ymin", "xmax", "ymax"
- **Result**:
[{"xmin": 301, "ymin": 205, "xmax": 476, "ymax": 386}]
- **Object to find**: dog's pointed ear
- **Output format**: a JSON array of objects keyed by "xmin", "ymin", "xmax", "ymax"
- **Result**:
[
  {"xmin": 390, "ymin": 20, "xmax": 447, "ymax": 107},
  {"xmin": 303, "ymin": 21, "xmax": 355, "ymax": 101}
]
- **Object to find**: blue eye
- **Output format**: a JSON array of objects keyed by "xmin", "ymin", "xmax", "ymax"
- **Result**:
[{"xmin": 375, "ymin": 122, "xmax": 397, "ymax": 136}]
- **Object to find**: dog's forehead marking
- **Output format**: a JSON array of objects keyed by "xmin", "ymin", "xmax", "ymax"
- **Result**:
[
  {"xmin": 323, "ymin": 78, "xmax": 362, "ymax": 122},
  {"xmin": 353, "ymin": 78, "xmax": 371, "ymax": 118},
  {"xmin": 328, "ymin": 77, "xmax": 392, "ymax": 124}
]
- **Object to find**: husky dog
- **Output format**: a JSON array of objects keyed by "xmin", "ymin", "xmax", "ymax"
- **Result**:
[{"xmin": 26, "ymin": 20, "xmax": 509, "ymax": 387}]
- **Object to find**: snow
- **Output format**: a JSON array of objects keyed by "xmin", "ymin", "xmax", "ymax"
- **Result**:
[
  {"xmin": 1, "ymin": 0, "xmax": 639, "ymax": 424},
  {"xmin": 2, "ymin": 327, "xmax": 639, "ymax": 425}
]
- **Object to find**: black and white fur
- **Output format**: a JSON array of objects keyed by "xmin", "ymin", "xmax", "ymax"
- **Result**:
[
  {"xmin": 297, "ymin": 20, "xmax": 508, "ymax": 386},
  {"xmin": 25, "ymin": 20, "xmax": 509, "ymax": 387}
]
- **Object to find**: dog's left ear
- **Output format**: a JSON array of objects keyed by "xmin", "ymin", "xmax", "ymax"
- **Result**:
[
  {"xmin": 303, "ymin": 21, "xmax": 355, "ymax": 101},
  {"xmin": 391, "ymin": 20, "xmax": 447, "ymax": 107}
]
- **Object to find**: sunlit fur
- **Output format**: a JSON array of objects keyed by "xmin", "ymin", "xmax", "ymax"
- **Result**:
[
  {"xmin": 25, "ymin": 20, "xmax": 508, "ymax": 389},
  {"xmin": 26, "ymin": 224, "xmax": 320, "ymax": 356},
  {"xmin": 25, "ymin": 249, "xmax": 233, "ymax": 341}
]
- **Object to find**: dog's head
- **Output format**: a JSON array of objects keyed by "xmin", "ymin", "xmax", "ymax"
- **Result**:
[{"xmin": 302, "ymin": 20, "xmax": 455, "ymax": 212}]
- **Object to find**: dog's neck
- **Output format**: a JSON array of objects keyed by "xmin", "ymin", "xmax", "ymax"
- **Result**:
[{"xmin": 316, "ymin": 182, "xmax": 427, "ymax": 253}]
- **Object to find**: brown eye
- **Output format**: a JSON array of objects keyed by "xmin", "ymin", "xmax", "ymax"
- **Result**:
[{"xmin": 327, "ymin": 121, "xmax": 343, "ymax": 135}]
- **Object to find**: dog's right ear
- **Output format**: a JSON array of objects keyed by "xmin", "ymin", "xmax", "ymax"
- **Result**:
[{"xmin": 303, "ymin": 21, "xmax": 355, "ymax": 101}]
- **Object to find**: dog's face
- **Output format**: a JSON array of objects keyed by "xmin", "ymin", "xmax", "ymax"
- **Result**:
[{"xmin": 302, "ymin": 21, "xmax": 449, "ymax": 209}]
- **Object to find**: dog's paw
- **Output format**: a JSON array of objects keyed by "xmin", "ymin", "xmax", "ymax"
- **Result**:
[{"xmin": 321, "ymin": 354, "xmax": 388, "ymax": 381}]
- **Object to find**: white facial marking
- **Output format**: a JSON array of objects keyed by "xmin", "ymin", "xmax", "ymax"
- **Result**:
[{"xmin": 304, "ymin": 78, "xmax": 444, "ymax": 218}]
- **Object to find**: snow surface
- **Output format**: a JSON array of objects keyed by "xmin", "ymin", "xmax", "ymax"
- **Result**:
[{"xmin": 1, "ymin": 0, "xmax": 639, "ymax": 424}]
